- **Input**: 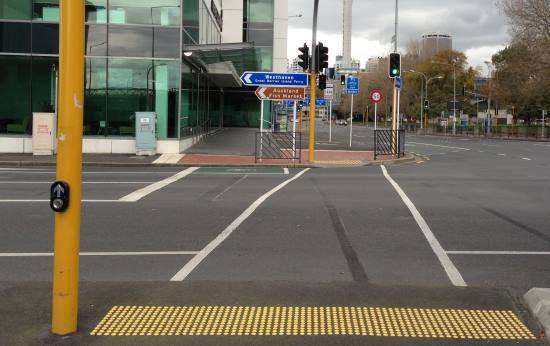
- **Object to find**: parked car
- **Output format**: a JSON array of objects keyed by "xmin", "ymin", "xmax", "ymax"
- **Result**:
[{"xmin": 336, "ymin": 119, "xmax": 348, "ymax": 126}]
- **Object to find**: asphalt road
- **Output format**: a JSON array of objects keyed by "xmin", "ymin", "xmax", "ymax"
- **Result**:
[{"xmin": 0, "ymin": 135, "xmax": 549, "ymax": 345}]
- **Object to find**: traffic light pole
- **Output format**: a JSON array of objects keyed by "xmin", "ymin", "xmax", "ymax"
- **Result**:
[
  {"xmin": 52, "ymin": 0, "xmax": 85, "ymax": 335},
  {"xmin": 309, "ymin": 0, "xmax": 319, "ymax": 163}
]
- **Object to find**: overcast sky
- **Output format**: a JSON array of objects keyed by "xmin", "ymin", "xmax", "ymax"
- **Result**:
[{"xmin": 287, "ymin": 0, "xmax": 510, "ymax": 70}]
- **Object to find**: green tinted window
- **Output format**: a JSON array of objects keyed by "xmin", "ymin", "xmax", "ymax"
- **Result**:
[
  {"xmin": 85, "ymin": 0, "xmax": 108, "ymax": 23},
  {"xmin": 0, "ymin": 56, "xmax": 31, "ymax": 134},
  {"xmin": 32, "ymin": 0, "xmax": 59, "ymax": 21},
  {"xmin": 255, "ymin": 47, "xmax": 273, "ymax": 71},
  {"xmin": 109, "ymin": 0, "xmax": 180, "ymax": 26},
  {"xmin": 0, "ymin": 0, "xmax": 31, "ymax": 20},
  {"xmin": 107, "ymin": 58, "xmax": 150, "ymax": 136},
  {"xmin": 31, "ymin": 57, "xmax": 58, "ymax": 114},
  {"xmin": 84, "ymin": 58, "xmax": 107, "ymax": 135},
  {"xmin": 248, "ymin": 0, "xmax": 273, "ymax": 23}
]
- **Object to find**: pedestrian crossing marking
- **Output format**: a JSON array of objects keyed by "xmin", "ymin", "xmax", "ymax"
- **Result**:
[{"xmin": 90, "ymin": 305, "xmax": 535, "ymax": 339}]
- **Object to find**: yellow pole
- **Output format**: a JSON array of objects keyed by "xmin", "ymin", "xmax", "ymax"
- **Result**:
[
  {"xmin": 51, "ymin": 0, "xmax": 85, "ymax": 335},
  {"xmin": 309, "ymin": 72, "xmax": 317, "ymax": 162}
]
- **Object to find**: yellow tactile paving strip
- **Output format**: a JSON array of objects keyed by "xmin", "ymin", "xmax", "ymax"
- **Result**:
[
  {"xmin": 314, "ymin": 160, "xmax": 363, "ymax": 166},
  {"xmin": 90, "ymin": 306, "xmax": 536, "ymax": 339}
]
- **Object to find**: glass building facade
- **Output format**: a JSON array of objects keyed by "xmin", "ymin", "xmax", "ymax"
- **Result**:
[{"xmin": 0, "ymin": 0, "xmax": 275, "ymax": 139}]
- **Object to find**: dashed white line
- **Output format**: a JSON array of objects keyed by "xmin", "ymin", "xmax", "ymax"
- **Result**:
[
  {"xmin": 522, "ymin": 158, "xmax": 532, "ymax": 161},
  {"xmin": 283, "ymin": 168, "xmax": 290, "ymax": 175},
  {"xmin": 381, "ymin": 165, "xmax": 467, "ymax": 287},
  {"xmin": 119, "ymin": 167, "xmax": 198, "ymax": 202},
  {"xmin": 170, "ymin": 168, "xmax": 311, "ymax": 281},
  {"xmin": 0, "ymin": 251, "xmax": 200, "ymax": 257},
  {"xmin": 498, "ymin": 154, "xmax": 507, "ymax": 156}
]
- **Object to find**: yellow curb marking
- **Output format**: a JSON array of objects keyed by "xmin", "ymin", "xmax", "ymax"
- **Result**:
[{"xmin": 90, "ymin": 306, "xmax": 535, "ymax": 339}]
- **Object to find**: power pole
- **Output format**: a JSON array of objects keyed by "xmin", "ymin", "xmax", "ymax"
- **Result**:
[{"xmin": 51, "ymin": 0, "xmax": 85, "ymax": 335}]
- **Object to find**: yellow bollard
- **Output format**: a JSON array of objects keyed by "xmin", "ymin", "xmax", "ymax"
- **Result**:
[
  {"xmin": 309, "ymin": 72, "xmax": 317, "ymax": 162},
  {"xmin": 51, "ymin": 0, "xmax": 85, "ymax": 335}
]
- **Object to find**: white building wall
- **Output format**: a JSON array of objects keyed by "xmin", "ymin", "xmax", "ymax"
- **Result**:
[
  {"xmin": 273, "ymin": 0, "xmax": 288, "ymax": 72},
  {"xmin": 221, "ymin": 0, "xmax": 243, "ymax": 43}
]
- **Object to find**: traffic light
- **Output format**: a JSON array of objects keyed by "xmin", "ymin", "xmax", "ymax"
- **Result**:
[
  {"xmin": 340, "ymin": 75, "xmax": 346, "ymax": 85},
  {"xmin": 318, "ymin": 74, "xmax": 327, "ymax": 90},
  {"xmin": 389, "ymin": 53, "xmax": 401, "ymax": 78},
  {"xmin": 316, "ymin": 42, "xmax": 329, "ymax": 72},
  {"xmin": 298, "ymin": 43, "xmax": 309, "ymax": 71},
  {"xmin": 424, "ymin": 99, "xmax": 430, "ymax": 109}
]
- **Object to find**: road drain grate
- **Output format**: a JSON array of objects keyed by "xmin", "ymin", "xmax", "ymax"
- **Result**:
[{"xmin": 91, "ymin": 305, "xmax": 535, "ymax": 339}]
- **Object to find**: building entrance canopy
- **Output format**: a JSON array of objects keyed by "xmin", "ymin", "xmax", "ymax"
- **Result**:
[{"xmin": 183, "ymin": 43, "xmax": 261, "ymax": 88}]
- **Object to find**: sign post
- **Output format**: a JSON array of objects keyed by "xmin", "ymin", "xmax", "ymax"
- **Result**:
[
  {"xmin": 51, "ymin": 0, "xmax": 85, "ymax": 335},
  {"xmin": 346, "ymin": 76, "xmax": 359, "ymax": 148},
  {"xmin": 325, "ymin": 83, "xmax": 334, "ymax": 143},
  {"xmin": 370, "ymin": 89, "xmax": 383, "ymax": 130},
  {"xmin": 241, "ymin": 72, "xmax": 309, "ymax": 87},
  {"xmin": 292, "ymin": 101, "xmax": 297, "ymax": 161}
]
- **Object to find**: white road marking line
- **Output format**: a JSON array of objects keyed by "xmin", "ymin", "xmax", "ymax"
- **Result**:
[
  {"xmin": 170, "ymin": 168, "xmax": 311, "ymax": 282},
  {"xmin": 212, "ymin": 175, "xmax": 248, "ymax": 202},
  {"xmin": 0, "ymin": 251, "xmax": 200, "ymax": 257},
  {"xmin": 381, "ymin": 165, "xmax": 467, "ymax": 287},
  {"xmin": 0, "ymin": 171, "xmax": 183, "ymax": 174},
  {"xmin": 283, "ymin": 168, "xmax": 289, "ymax": 175},
  {"xmin": 478, "ymin": 150, "xmax": 485, "ymax": 153},
  {"xmin": 0, "ymin": 182, "xmax": 155, "ymax": 184},
  {"xmin": 119, "ymin": 167, "xmax": 199, "ymax": 202},
  {"xmin": 522, "ymin": 158, "xmax": 532, "ymax": 161},
  {"xmin": 447, "ymin": 251, "xmax": 550, "ymax": 255},
  {"xmin": 0, "ymin": 200, "xmax": 131, "ymax": 203},
  {"xmin": 153, "ymin": 154, "xmax": 185, "ymax": 164},
  {"xmin": 498, "ymin": 153, "xmax": 506, "ymax": 156},
  {"xmin": 407, "ymin": 142, "xmax": 470, "ymax": 151}
]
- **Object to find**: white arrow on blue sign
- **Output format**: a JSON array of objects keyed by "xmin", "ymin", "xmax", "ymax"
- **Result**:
[
  {"xmin": 240, "ymin": 72, "xmax": 309, "ymax": 87},
  {"xmin": 346, "ymin": 76, "xmax": 359, "ymax": 95},
  {"xmin": 304, "ymin": 98, "xmax": 327, "ymax": 106}
]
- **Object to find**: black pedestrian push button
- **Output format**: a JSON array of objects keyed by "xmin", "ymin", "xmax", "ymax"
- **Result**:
[{"xmin": 50, "ymin": 181, "xmax": 69, "ymax": 213}]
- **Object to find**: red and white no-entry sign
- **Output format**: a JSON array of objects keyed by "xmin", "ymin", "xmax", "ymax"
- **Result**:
[{"xmin": 370, "ymin": 89, "xmax": 383, "ymax": 104}]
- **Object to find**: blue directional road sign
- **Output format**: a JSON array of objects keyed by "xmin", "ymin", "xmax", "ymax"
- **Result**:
[
  {"xmin": 240, "ymin": 72, "xmax": 309, "ymax": 87},
  {"xmin": 395, "ymin": 77, "xmax": 402, "ymax": 90},
  {"xmin": 346, "ymin": 76, "xmax": 359, "ymax": 95},
  {"xmin": 304, "ymin": 98, "xmax": 327, "ymax": 106}
]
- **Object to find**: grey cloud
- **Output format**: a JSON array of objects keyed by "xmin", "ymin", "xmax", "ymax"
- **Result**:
[{"xmin": 288, "ymin": 0, "xmax": 510, "ymax": 51}]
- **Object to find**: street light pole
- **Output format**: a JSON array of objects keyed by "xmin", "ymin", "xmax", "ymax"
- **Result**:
[{"xmin": 453, "ymin": 65, "xmax": 457, "ymax": 135}]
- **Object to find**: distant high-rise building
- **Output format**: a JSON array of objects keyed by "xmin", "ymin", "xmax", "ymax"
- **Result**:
[
  {"xmin": 421, "ymin": 32, "xmax": 453, "ymax": 58},
  {"xmin": 365, "ymin": 57, "xmax": 384, "ymax": 73},
  {"xmin": 289, "ymin": 57, "xmax": 304, "ymax": 73},
  {"xmin": 335, "ymin": 55, "xmax": 360, "ymax": 71},
  {"xmin": 342, "ymin": 0, "xmax": 353, "ymax": 68}
]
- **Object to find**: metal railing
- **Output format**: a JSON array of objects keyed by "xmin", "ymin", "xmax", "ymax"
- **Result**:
[
  {"xmin": 374, "ymin": 129, "xmax": 405, "ymax": 160},
  {"xmin": 419, "ymin": 125, "xmax": 550, "ymax": 141},
  {"xmin": 255, "ymin": 132, "xmax": 302, "ymax": 163}
]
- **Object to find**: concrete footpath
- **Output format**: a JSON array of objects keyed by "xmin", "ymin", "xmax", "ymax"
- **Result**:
[{"xmin": 0, "ymin": 282, "xmax": 546, "ymax": 345}]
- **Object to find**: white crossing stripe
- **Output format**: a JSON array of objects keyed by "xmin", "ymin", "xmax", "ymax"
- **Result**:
[
  {"xmin": 381, "ymin": 165, "xmax": 467, "ymax": 287},
  {"xmin": 119, "ymin": 167, "xmax": 198, "ymax": 202},
  {"xmin": 171, "ymin": 168, "xmax": 311, "ymax": 281}
]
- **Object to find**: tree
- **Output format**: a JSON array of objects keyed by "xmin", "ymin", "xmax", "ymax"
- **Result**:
[{"xmin": 493, "ymin": 0, "xmax": 550, "ymax": 120}]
